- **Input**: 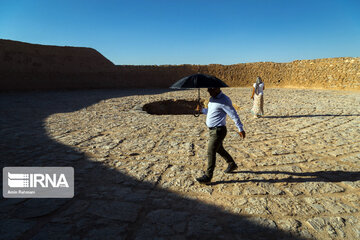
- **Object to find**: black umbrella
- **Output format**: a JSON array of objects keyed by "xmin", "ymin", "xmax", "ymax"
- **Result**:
[
  {"xmin": 170, "ymin": 74, "xmax": 229, "ymax": 117},
  {"xmin": 170, "ymin": 73, "xmax": 229, "ymax": 89}
]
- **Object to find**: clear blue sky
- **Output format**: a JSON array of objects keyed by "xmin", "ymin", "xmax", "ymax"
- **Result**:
[{"xmin": 1, "ymin": 0, "xmax": 359, "ymax": 65}]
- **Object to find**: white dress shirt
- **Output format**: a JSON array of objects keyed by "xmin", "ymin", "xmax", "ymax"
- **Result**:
[{"xmin": 202, "ymin": 92, "xmax": 244, "ymax": 132}]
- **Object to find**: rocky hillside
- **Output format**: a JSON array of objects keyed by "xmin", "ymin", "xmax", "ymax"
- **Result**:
[
  {"xmin": 0, "ymin": 39, "xmax": 117, "ymax": 90},
  {"xmin": 0, "ymin": 39, "xmax": 115, "ymax": 72},
  {"xmin": 1, "ymin": 39, "xmax": 359, "ymax": 90}
]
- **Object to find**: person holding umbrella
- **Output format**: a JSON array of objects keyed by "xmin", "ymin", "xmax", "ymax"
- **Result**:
[{"xmin": 195, "ymin": 87, "xmax": 246, "ymax": 184}]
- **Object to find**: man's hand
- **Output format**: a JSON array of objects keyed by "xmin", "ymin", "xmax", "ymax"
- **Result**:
[
  {"xmin": 195, "ymin": 104, "xmax": 202, "ymax": 112},
  {"xmin": 238, "ymin": 131, "xmax": 246, "ymax": 139}
]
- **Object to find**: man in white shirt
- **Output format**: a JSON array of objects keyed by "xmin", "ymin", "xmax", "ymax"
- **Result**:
[{"xmin": 196, "ymin": 87, "xmax": 246, "ymax": 184}]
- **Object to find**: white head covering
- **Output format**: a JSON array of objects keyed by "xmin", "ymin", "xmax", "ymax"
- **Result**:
[{"xmin": 255, "ymin": 76, "xmax": 263, "ymax": 95}]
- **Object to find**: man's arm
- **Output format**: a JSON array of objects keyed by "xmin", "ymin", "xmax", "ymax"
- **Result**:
[
  {"xmin": 222, "ymin": 98, "xmax": 246, "ymax": 139},
  {"xmin": 222, "ymin": 100, "xmax": 244, "ymax": 133}
]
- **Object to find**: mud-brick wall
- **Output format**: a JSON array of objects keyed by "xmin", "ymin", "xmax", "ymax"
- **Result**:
[
  {"xmin": 179, "ymin": 58, "xmax": 359, "ymax": 90},
  {"xmin": 116, "ymin": 58, "xmax": 359, "ymax": 90},
  {"xmin": 201, "ymin": 62, "xmax": 291, "ymax": 87},
  {"xmin": 1, "ymin": 39, "xmax": 359, "ymax": 90},
  {"xmin": 287, "ymin": 58, "xmax": 360, "ymax": 90},
  {"xmin": 114, "ymin": 63, "xmax": 291, "ymax": 89}
]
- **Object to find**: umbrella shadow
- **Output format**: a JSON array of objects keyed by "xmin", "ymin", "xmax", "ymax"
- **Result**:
[
  {"xmin": 262, "ymin": 114, "xmax": 360, "ymax": 119},
  {"xmin": 1, "ymin": 89, "xmax": 309, "ymax": 240},
  {"xmin": 208, "ymin": 170, "xmax": 360, "ymax": 185}
]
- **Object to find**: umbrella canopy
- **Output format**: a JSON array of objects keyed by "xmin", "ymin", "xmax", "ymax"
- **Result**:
[
  {"xmin": 170, "ymin": 73, "xmax": 228, "ymax": 117},
  {"xmin": 170, "ymin": 73, "xmax": 228, "ymax": 89}
]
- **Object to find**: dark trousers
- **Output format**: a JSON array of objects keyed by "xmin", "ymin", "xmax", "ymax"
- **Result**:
[{"xmin": 206, "ymin": 126, "xmax": 235, "ymax": 178}]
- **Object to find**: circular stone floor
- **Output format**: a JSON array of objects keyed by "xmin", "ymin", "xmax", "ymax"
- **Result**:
[{"xmin": 1, "ymin": 88, "xmax": 360, "ymax": 239}]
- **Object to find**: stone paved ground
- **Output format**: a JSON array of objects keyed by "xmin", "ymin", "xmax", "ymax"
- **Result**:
[{"xmin": 1, "ymin": 88, "xmax": 359, "ymax": 240}]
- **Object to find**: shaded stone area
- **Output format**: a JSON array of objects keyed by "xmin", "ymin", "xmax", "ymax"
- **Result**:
[{"xmin": 1, "ymin": 88, "xmax": 359, "ymax": 239}]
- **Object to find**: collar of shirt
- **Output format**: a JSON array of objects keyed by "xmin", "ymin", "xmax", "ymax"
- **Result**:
[{"xmin": 212, "ymin": 91, "xmax": 224, "ymax": 100}]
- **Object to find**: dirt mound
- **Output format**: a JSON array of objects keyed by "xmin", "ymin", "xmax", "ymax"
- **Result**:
[
  {"xmin": 0, "ymin": 39, "xmax": 117, "ymax": 90},
  {"xmin": 0, "ymin": 39, "xmax": 115, "ymax": 72}
]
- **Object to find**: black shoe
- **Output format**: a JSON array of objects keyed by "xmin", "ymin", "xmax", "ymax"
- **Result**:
[
  {"xmin": 196, "ymin": 175, "xmax": 211, "ymax": 184},
  {"xmin": 224, "ymin": 163, "xmax": 238, "ymax": 173}
]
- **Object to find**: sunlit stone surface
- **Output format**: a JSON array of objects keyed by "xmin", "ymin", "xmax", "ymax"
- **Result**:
[{"xmin": 1, "ymin": 88, "xmax": 359, "ymax": 239}]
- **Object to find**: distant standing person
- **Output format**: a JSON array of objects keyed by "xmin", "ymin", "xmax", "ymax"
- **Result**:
[
  {"xmin": 195, "ymin": 88, "xmax": 246, "ymax": 184},
  {"xmin": 251, "ymin": 76, "xmax": 265, "ymax": 118}
]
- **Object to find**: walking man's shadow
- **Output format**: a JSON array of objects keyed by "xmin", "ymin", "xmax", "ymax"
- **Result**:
[
  {"xmin": 262, "ymin": 114, "xmax": 360, "ymax": 119},
  {"xmin": 208, "ymin": 170, "xmax": 360, "ymax": 185}
]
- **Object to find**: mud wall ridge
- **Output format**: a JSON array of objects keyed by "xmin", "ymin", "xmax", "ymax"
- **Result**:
[{"xmin": 1, "ymin": 39, "xmax": 359, "ymax": 90}]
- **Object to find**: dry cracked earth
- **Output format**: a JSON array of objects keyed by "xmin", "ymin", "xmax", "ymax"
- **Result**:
[{"xmin": 1, "ymin": 88, "xmax": 360, "ymax": 240}]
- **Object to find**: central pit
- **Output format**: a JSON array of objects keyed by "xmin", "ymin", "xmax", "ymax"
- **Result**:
[{"xmin": 142, "ymin": 99, "xmax": 204, "ymax": 115}]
